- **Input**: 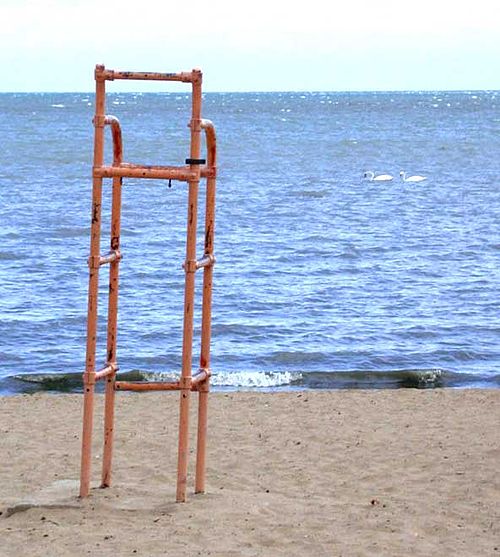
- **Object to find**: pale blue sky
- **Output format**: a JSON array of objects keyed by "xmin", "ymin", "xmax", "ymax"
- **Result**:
[{"xmin": 1, "ymin": 0, "xmax": 499, "ymax": 92}]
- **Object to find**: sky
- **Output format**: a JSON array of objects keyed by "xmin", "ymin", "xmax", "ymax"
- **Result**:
[{"xmin": 1, "ymin": 0, "xmax": 500, "ymax": 92}]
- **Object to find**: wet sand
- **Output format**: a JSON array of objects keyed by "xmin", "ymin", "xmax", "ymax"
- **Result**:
[{"xmin": 1, "ymin": 389, "xmax": 499, "ymax": 556}]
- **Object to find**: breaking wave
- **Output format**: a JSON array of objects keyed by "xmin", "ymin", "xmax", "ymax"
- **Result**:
[{"xmin": 2, "ymin": 368, "xmax": 498, "ymax": 394}]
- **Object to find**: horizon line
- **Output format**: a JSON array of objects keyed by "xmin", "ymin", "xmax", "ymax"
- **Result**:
[{"xmin": 1, "ymin": 88, "xmax": 499, "ymax": 95}]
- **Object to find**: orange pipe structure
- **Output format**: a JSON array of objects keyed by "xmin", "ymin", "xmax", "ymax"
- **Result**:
[{"xmin": 79, "ymin": 65, "xmax": 217, "ymax": 503}]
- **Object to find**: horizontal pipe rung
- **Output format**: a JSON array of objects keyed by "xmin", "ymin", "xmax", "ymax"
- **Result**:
[
  {"xmin": 94, "ymin": 164, "xmax": 213, "ymax": 181},
  {"xmin": 95, "ymin": 363, "xmax": 118, "ymax": 381},
  {"xmin": 94, "ymin": 164, "xmax": 196, "ymax": 181},
  {"xmin": 183, "ymin": 254, "xmax": 216, "ymax": 273},
  {"xmin": 196, "ymin": 254, "xmax": 216, "ymax": 269},
  {"xmin": 115, "ymin": 381, "xmax": 180, "ymax": 392},
  {"xmin": 103, "ymin": 70, "xmax": 196, "ymax": 83},
  {"xmin": 191, "ymin": 369, "xmax": 211, "ymax": 386},
  {"xmin": 99, "ymin": 250, "xmax": 122, "ymax": 266},
  {"xmin": 93, "ymin": 163, "xmax": 213, "ymax": 182},
  {"xmin": 114, "ymin": 369, "xmax": 211, "ymax": 392}
]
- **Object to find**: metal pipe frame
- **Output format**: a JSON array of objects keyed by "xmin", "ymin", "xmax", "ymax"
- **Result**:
[
  {"xmin": 195, "ymin": 118, "xmax": 216, "ymax": 494},
  {"xmin": 79, "ymin": 64, "xmax": 217, "ymax": 503}
]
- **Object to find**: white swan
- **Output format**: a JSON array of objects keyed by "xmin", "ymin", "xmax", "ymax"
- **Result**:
[
  {"xmin": 363, "ymin": 171, "xmax": 394, "ymax": 182},
  {"xmin": 400, "ymin": 171, "xmax": 427, "ymax": 182}
]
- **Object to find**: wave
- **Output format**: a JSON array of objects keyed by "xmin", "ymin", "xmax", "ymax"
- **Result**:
[
  {"xmin": 211, "ymin": 370, "xmax": 301, "ymax": 388},
  {"xmin": 0, "ymin": 251, "xmax": 25, "ymax": 261},
  {"xmin": 2, "ymin": 368, "xmax": 498, "ymax": 395}
]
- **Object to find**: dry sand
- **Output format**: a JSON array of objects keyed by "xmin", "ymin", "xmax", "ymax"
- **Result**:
[{"xmin": 0, "ymin": 389, "xmax": 499, "ymax": 556}]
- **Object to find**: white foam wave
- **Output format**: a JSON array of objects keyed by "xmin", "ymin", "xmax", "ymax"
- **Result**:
[
  {"xmin": 210, "ymin": 371, "xmax": 302, "ymax": 388},
  {"xmin": 123, "ymin": 369, "xmax": 302, "ymax": 388}
]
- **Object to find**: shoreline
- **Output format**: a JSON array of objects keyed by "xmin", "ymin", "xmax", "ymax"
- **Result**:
[
  {"xmin": 1, "ymin": 367, "xmax": 499, "ymax": 395},
  {"xmin": 1, "ymin": 389, "xmax": 499, "ymax": 556}
]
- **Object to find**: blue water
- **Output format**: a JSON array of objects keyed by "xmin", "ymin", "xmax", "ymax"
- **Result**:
[{"xmin": 0, "ymin": 90, "xmax": 499, "ymax": 393}]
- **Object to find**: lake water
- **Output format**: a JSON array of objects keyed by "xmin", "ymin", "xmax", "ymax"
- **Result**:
[{"xmin": 0, "ymin": 90, "xmax": 499, "ymax": 393}]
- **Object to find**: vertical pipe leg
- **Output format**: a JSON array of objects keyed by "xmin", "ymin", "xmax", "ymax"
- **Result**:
[
  {"xmin": 101, "ymin": 373, "xmax": 116, "ymax": 488},
  {"xmin": 195, "ymin": 206, "xmax": 216, "ymax": 491},
  {"xmin": 195, "ymin": 122, "xmax": 216, "ymax": 494},
  {"xmin": 80, "ymin": 65, "xmax": 106, "ymax": 498},
  {"xmin": 176, "ymin": 70, "xmax": 203, "ymax": 503},
  {"xmin": 80, "ymin": 176, "xmax": 103, "ymax": 497},
  {"xmin": 176, "ymin": 385, "xmax": 191, "ymax": 502},
  {"xmin": 177, "ymin": 266, "xmax": 196, "ymax": 502},
  {"xmin": 80, "ymin": 375, "xmax": 96, "ymax": 497},
  {"xmin": 101, "ymin": 175, "xmax": 122, "ymax": 488},
  {"xmin": 195, "ymin": 387, "xmax": 209, "ymax": 493}
]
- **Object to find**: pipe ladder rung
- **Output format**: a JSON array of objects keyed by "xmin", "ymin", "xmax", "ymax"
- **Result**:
[
  {"xmin": 80, "ymin": 64, "xmax": 217, "ymax": 504},
  {"xmin": 87, "ymin": 250, "xmax": 122, "ymax": 269},
  {"xmin": 183, "ymin": 254, "xmax": 216, "ymax": 273},
  {"xmin": 115, "ymin": 368, "xmax": 211, "ymax": 392}
]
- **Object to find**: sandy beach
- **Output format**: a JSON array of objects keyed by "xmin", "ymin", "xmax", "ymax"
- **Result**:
[{"xmin": 1, "ymin": 389, "xmax": 499, "ymax": 556}]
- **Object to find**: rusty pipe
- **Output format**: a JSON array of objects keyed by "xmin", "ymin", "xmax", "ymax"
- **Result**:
[
  {"xmin": 104, "ymin": 116, "xmax": 123, "ymax": 166},
  {"xmin": 95, "ymin": 363, "xmax": 118, "ymax": 381},
  {"xmin": 101, "ymin": 118, "xmax": 123, "ymax": 488},
  {"xmin": 102, "ymin": 70, "xmax": 197, "ymax": 83},
  {"xmin": 99, "ymin": 250, "xmax": 122, "ymax": 265},
  {"xmin": 80, "ymin": 68, "xmax": 107, "ymax": 498},
  {"xmin": 195, "ymin": 118, "xmax": 216, "ymax": 495},
  {"xmin": 176, "ymin": 69, "xmax": 203, "ymax": 504},
  {"xmin": 115, "ymin": 381, "xmax": 181, "ymax": 392},
  {"xmin": 191, "ymin": 369, "xmax": 210, "ymax": 386},
  {"xmin": 94, "ymin": 164, "xmax": 196, "ymax": 182},
  {"xmin": 201, "ymin": 119, "xmax": 216, "ymax": 170}
]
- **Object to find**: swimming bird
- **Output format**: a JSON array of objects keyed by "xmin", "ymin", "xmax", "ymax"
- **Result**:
[
  {"xmin": 400, "ymin": 171, "xmax": 427, "ymax": 182},
  {"xmin": 363, "ymin": 171, "xmax": 394, "ymax": 182}
]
